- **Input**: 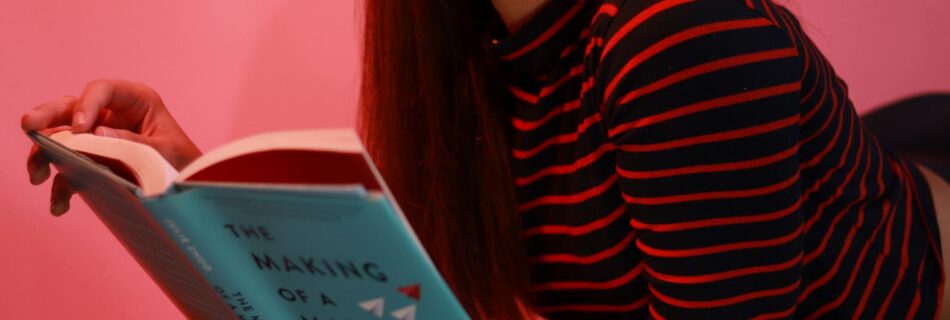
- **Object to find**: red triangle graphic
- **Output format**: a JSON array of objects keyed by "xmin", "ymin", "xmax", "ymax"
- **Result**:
[{"xmin": 397, "ymin": 283, "xmax": 421, "ymax": 301}]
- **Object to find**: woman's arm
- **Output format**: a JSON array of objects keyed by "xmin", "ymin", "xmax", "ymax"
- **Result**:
[{"xmin": 598, "ymin": 1, "xmax": 803, "ymax": 318}]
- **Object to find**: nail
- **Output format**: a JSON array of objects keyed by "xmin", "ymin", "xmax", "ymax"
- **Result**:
[
  {"xmin": 30, "ymin": 165, "xmax": 49, "ymax": 185},
  {"xmin": 28, "ymin": 162, "xmax": 39, "ymax": 175},
  {"xmin": 97, "ymin": 127, "xmax": 117, "ymax": 138},
  {"xmin": 50, "ymin": 200, "xmax": 67, "ymax": 216},
  {"xmin": 73, "ymin": 111, "xmax": 86, "ymax": 128}
]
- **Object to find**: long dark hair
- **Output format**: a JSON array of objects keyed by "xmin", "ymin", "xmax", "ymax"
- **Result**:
[{"xmin": 358, "ymin": 0, "xmax": 530, "ymax": 318}]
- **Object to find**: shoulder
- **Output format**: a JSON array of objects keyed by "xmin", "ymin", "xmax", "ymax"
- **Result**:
[
  {"xmin": 591, "ymin": 0, "xmax": 793, "ymax": 58},
  {"xmin": 588, "ymin": 0, "xmax": 801, "ymax": 101},
  {"xmin": 592, "ymin": 0, "xmax": 790, "ymax": 32}
]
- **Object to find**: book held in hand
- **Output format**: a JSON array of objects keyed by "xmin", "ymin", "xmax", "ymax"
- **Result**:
[{"xmin": 27, "ymin": 129, "xmax": 468, "ymax": 320}]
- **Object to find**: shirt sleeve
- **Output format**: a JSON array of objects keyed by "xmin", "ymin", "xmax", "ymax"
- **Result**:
[{"xmin": 597, "ymin": 1, "xmax": 804, "ymax": 318}]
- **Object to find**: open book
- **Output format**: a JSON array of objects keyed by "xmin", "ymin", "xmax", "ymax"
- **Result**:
[{"xmin": 28, "ymin": 129, "xmax": 468, "ymax": 320}]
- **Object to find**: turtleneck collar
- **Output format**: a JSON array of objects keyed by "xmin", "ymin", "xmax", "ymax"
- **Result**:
[{"xmin": 490, "ymin": 0, "xmax": 595, "ymax": 79}]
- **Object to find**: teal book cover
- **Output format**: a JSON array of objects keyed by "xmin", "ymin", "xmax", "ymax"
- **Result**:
[{"xmin": 144, "ymin": 184, "xmax": 467, "ymax": 320}]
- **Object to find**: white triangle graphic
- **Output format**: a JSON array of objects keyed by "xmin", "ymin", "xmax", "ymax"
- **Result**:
[
  {"xmin": 390, "ymin": 304, "xmax": 417, "ymax": 320},
  {"xmin": 358, "ymin": 297, "xmax": 385, "ymax": 318}
]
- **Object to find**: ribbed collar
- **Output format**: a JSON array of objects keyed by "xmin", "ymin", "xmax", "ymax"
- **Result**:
[{"xmin": 490, "ymin": 0, "xmax": 595, "ymax": 78}]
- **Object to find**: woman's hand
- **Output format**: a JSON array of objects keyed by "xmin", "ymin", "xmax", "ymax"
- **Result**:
[{"xmin": 21, "ymin": 79, "xmax": 202, "ymax": 216}]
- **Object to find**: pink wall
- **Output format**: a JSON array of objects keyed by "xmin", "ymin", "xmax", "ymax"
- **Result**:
[
  {"xmin": 783, "ymin": 0, "xmax": 950, "ymax": 109},
  {"xmin": 0, "ymin": 1, "xmax": 360, "ymax": 318},
  {"xmin": 0, "ymin": 0, "xmax": 947, "ymax": 318}
]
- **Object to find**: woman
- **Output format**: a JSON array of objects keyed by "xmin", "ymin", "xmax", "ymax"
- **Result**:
[{"xmin": 21, "ymin": 0, "xmax": 950, "ymax": 318}]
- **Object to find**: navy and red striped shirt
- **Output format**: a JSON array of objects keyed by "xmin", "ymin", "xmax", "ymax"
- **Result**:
[{"xmin": 490, "ymin": 0, "xmax": 943, "ymax": 318}]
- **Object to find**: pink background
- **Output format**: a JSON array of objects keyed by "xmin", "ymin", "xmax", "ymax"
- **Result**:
[{"xmin": 0, "ymin": 0, "xmax": 947, "ymax": 318}]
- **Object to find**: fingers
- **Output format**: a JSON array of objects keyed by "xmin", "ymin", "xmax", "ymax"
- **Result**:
[
  {"xmin": 22, "ymin": 79, "xmax": 158, "ymax": 134},
  {"xmin": 94, "ymin": 126, "xmax": 150, "ymax": 144},
  {"xmin": 21, "ymin": 96, "xmax": 77, "ymax": 132},
  {"xmin": 50, "ymin": 174, "xmax": 75, "ymax": 216},
  {"xmin": 26, "ymin": 126, "xmax": 72, "ymax": 185},
  {"xmin": 73, "ymin": 79, "xmax": 154, "ymax": 133},
  {"xmin": 27, "ymin": 146, "xmax": 51, "ymax": 185}
]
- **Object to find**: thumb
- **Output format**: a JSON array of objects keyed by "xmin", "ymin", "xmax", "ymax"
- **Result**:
[{"xmin": 94, "ymin": 126, "xmax": 149, "ymax": 144}]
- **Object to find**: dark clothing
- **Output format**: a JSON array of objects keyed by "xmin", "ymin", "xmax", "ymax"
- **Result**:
[
  {"xmin": 490, "ymin": 0, "xmax": 943, "ymax": 318},
  {"xmin": 863, "ymin": 93, "xmax": 950, "ymax": 183}
]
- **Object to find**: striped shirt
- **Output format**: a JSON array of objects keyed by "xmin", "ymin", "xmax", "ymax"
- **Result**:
[{"xmin": 490, "ymin": 0, "xmax": 944, "ymax": 318}]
